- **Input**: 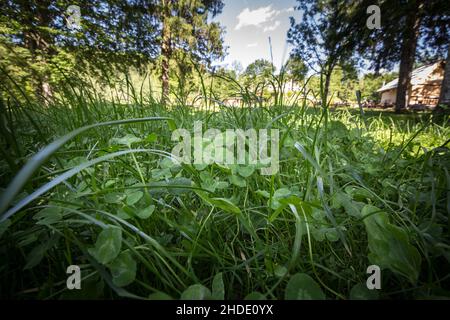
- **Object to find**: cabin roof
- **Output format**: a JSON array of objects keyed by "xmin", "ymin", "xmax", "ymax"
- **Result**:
[{"xmin": 377, "ymin": 61, "xmax": 443, "ymax": 93}]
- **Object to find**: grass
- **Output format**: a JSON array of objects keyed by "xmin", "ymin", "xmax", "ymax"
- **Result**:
[{"xmin": 0, "ymin": 80, "xmax": 449, "ymax": 300}]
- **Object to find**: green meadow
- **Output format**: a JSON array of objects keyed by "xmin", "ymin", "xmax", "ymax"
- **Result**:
[{"xmin": 0, "ymin": 81, "xmax": 448, "ymax": 299}]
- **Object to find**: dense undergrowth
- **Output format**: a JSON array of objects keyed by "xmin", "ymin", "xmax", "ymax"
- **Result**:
[{"xmin": 0, "ymin": 84, "xmax": 449, "ymax": 299}]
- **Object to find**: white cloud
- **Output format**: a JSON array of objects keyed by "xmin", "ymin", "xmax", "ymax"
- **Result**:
[
  {"xmin": 235, "ymin": 5, "xmax": 280, "ymax": 30},
  {"xmin": 247, "ymin": 42, "xmax": 258, "ymax": 47},
  {"xmin": 263, "ymin": 20, "xmax": 281, "ymax": 32}
]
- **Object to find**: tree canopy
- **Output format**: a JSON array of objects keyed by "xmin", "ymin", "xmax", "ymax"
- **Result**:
[{"xmin": 0, "ymin": 0, "xmax": 226, "ymax": 103}]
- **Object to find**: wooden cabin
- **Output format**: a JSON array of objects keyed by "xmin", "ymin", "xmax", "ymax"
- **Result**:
[{"xmin": 377, "ymin": 60, "xmax": 445, "ymax": 108}]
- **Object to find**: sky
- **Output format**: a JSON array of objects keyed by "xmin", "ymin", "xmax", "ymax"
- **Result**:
[{"xmin": 213, "ymin": 0, "xmax": 299, "ymax": 72}]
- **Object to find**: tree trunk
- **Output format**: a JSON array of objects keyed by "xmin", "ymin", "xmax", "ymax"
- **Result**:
[
  {"xmin": 40, "ymin": 74, "xmax": 53, "ymax": 103},
  {"xmin": 160, "ymin": 1, "xmax": 171, "ymax": 105},
  {"xmin": 437, "ymin": 46, "xmax": 450, "ymax": 112},
  {"xmin": 322, "ymin": 70, "xmax": 332, "ymax": 106},
  {"xmin": 23, "ymin": 1, "xmax": 54, "ymax": 104},
  {"xmin": 395, "ymin": 0, "xmax": 423, "ymax": 112}
]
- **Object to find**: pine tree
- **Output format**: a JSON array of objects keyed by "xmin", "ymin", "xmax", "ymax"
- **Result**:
[
  {"xmin": 287, "ymin": 0, "xmax": 359, "ymax": 104},
  {"xmin": 437, "ymin": 46, "xmax": 450, "ymax": 111},
  {"xmin": 0, "ymin": 0, "xmax": 160, "ymax": 101},
  {"xmin": 351, "ymin": 0, "xmax": 449, "ymax": 111},
  {"xmin": 157, "ymin": 0, "xmax": 225, "ymax": 105}
]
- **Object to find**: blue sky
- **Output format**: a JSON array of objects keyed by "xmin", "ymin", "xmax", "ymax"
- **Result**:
[{"xmin": 213, "ymin": 0, "xmax": 298, "ymax": 71}]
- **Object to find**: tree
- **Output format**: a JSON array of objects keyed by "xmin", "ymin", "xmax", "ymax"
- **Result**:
[
  {"xmin": 212, "ymin": 66, "xmax": 239, "ymax": 99},
  {"xmin": 241, "ymin": 59, "xmax": 274, "ymax": 92},
  {"xmin": 239, "ymin": 59, "xmax": 275, "ymax": 103},
  {"xmin": 242, "ymin": 59, "xmax": 274, "ymax": 81},
  {"xmin": 277, "ymin": 55, "xmax": 308, "ymax": 104},
  {"xmin": 359, "ymin": 72, "xmax": 398, "ymax": 102},
  {"xmin": 351, "ymin": 0, "xmax": 450, "ymax": 111},
  {"xmin": 231, "ymin": 60, "xmax": 243, "ymax": 76},
  {"xmin": 158, "ymin": 0, "xmax": 225, "ymax": 105},
  {"xmin": 287, "ymin": 0, "xmax": 359, "ymax": 104},
  {"xmin": 284, "ymin": 55, "xmax": 308, "ymax": 85},
  {"xmin": 0, "ymin": 0, "xmax": 160, "ymax": 101},
  {"xmin": 437, "ymin": 46, "xmax": 450, "ymax": 111},
  {"xmin": 395, "ymin": 0, "xmax": 424, "ymax": 112},
  {"xmin": 328, "ymin": 64, "xmax": 358, "ymax": 104}
]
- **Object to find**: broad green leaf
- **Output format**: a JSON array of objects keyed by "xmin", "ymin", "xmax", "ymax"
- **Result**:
[
  {"xmin": 311, "ymin": 226, "xmax": 326, "ymax": 242},
  {"xmin": 325, "ymin": 227, "xmax": 340, "ymax": 242},
  {"xmin": 270, "ymin": 188, "xmax": 291, "ymax": 210},
  {"xmin": 332, "ymin": 191, "xmax": 363, "ymax": 218},
  {"xmin": 126, "ymin": 191, "xmax": 143, "ymax": 206},
  {"xmin": 362, "ymin": 205, "xmax": 421, "ymax": 284},
  {"xmin": 201, "ymin": 172, "xmax": 216, "ymax": 192},
  {"xmin": 229, "ymin": 174, "xmax": 247, "ymax": 187},
  {"xmin": 146, "ymin": 133, "xmax": 157, "ymax": 143},
  {"xmin": 194, "ymin": 163, "xmax": 208, "ymax": 171},
  {"xmin": 117, "ymin": 207, "xmax": 132, "ymax": 220},
  {"xmin": 111, "ymin": 134, "xmax": 141, "ymax": 147},
  {"xmin": 349, "ymin": 283, "xmax": 379, "ymax": 300},
  {"xmin": 273, "ymin": 188, "xmax": 291, "ymax": 198},
  {"xmin": 199, "ymin": 171, "xmax": 212, "ymax": 182},
  {"xmin": 151, "ymin": 168, "xmax": 171, "ymax": 180},
  {"xmin": 274, "ymin": 265, "xmax": 288, "ymax": 278},
  {"xmin": 211, "ymin": 273, "xmax": 225, "ymax": 300},
  {"xmin": 285, "ymin": 273, "xmax": 325, "ymax": 300},
  {"xmin": 215, "ymin": 181, "xmax": 229, "ymax": 189},
  {"xmin": 105, "ymin": 192, "xmax": 125, "ymax": 204},
  {"xmin": 180, "ymin": 284, "xmax": 212, "ymax": 300},
  {"xmin": 237, "ymin": 165, "xmax": 255, "ymax": 177},
  {"xmin": 136, "ymin": 205, "xmax": 155, "ymax": 219},
  {"xmin": 88, "ymin": 226, "xmax": 122, "ymax": 264},
  {"xmin": 160, "ymin": 157, "xmax": 175, "ymax": 169},
  {"xmin": 108, "ymin": 251, "xmax": 136, "ymax": 287},
  {"xmin": 256, "ymin": 190, "xmax": 270, "ymax": 198}
]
